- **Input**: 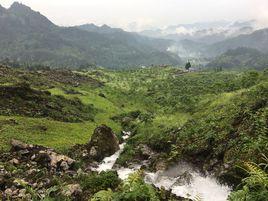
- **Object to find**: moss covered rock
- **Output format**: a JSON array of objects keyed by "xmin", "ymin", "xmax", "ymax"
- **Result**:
[{"xmin": 87, "ymin": 125, "xmax": 120, "ymax": 161}]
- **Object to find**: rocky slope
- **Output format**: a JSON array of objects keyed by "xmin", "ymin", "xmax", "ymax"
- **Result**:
[{"xmin": 0, "ymin": 125, "xmax": 188, "ymax": 201}]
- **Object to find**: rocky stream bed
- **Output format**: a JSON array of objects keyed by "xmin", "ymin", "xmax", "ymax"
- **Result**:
[{"xmin": 0, "ymin": 125, "xmax": 231, "ymax": 200}]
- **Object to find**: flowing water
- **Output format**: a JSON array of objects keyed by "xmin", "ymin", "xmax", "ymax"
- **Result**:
[
  {"xmin": 144, "ymin": 164, "xmax": 231, "ymax": 201},
  {"xmin": 96, "ymin": 132, "xmax": 231, "ymax": 201}
]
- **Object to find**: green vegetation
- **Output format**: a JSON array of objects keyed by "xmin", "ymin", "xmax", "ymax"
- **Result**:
[
  {"xmin": 229, "ymin": 155, "xmax": 268, "ymax": 201},
  {"xmin": 185, "ymin": 61, "xmax": 191, "ymax": 70},
  {"xmin": 78, "ymin": 171, "xmax": 121, "ymax": 195},
  {"xmin": 0, "ymin": 65, "xmax": 122, "ymax": 151},
  {"xmin": 0, "ymin": 64, "xmax": 267, "ymax": 200},
  {"xmin": 91, "ymin": 171, "xmax": 159, "ymax": 201},
  {"xmin": 0, "ymin": 83, "xmax": 95, "ymax": 122}
]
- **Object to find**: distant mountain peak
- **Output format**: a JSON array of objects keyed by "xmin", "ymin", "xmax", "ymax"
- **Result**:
[
  {"xmin": 7, "ymin": 2, "xmax": 55, "ymax": 29},
  {"xmin": 9, "ymin": 2, "xmax": 32, "ymax": 12},
  {"xmin": 101, "ymin": 24, "xmax": 111, "ymax": 29}
]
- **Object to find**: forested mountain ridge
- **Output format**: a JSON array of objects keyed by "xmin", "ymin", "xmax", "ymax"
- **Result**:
[
  {"xmin": 207, "ymin": 47, "xmax": 268, "ymax": 70},
  {"xmin": 0, "ymin": 2, "xmax": 181, "ymax": 69},
  {"xmin": 77, "ymin": 24, "xmax": 174, "ymax": 53}
]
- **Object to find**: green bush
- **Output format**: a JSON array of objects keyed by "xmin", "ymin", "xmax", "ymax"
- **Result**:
[
  {"xmin": 78, "ymin": 171, "xmax": 121, "ymax": 194},
  {"xmin": 91, "ymin": 171, "xmax": 160, "ymax": 201}
]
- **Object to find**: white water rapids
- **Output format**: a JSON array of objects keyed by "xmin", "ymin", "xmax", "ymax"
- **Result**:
[{"xmin": 95, "ymin": 131, "xmax": 231, "ymax": 201}]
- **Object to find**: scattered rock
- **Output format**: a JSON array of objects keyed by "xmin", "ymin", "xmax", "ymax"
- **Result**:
[
  {"xmin": 11, "ymin": 139, "xmax": 28, "ymax": 151},
  {"xmin": 62, "ymin": 184, "xmax": 82, "ymax": 197},
  {"xmin": 10, "ymin": 139, "xmax": 75, "ymax": 172},
  {"xmin": 36, "ymin": 150, "xmax": 75, "ymax": 172},
  {"xmin": 18, "ymin": 189, "xmax": 27, "ymax": 198},
  {"xmin": 9, "ymin": 158, "xmax": 19, "ymax": 165}
]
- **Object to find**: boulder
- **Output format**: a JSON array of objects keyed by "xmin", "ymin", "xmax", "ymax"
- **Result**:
[{"xmin": 86, "ymin": 125, "xmax": 119, "ymax": 161}]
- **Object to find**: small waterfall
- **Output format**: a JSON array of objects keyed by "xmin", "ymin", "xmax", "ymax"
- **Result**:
[
  {"xmin": 96, "ymin": 143, "xmax": 126, "ymax": 172},
  {"xmin": 144, "ymin": 170, "xmax": 231, "ymax": 201},
  {"xmin": 96, "ymin": 131, "xmax": 131, "ymax": 172},
  {"xmin": 95, "ymin": 131, "xmax": 231, "ymax": 201}
]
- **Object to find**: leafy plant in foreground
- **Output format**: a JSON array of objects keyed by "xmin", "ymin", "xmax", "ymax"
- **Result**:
[{"xmin": 228, "ymin": 155, "xmax": 268, "ymax": 201}]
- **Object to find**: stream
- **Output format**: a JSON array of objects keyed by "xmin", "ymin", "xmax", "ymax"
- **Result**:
[{"xmin": 96, "ymin": 131, "xmax": 231, "ymax": 201}]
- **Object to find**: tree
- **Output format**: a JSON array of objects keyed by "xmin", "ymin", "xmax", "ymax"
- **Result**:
[{"xmin": 185, "ymin": 61, "xmax": 191, "ymax": 71}]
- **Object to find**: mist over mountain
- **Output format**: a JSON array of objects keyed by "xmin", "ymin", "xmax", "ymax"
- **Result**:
[
  {"xmin": 0, "ymin": 2, "xmax": 181, "ymax": 68},
  {"xmin": 140, "ymin": 20, "xmax": 256, "ymax": 44},
  {"xmin": 208, "ymin": 28, "xmax": 268, "ymax": 56},
  {"xmin": 140, "ymin": 20, "xmax": 267, "ymax": 63}
]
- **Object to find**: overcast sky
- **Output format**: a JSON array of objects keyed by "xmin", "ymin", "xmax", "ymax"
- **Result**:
[{"xmin": 1, "ymin": 0, "xmax": 268, "ymax": 31}]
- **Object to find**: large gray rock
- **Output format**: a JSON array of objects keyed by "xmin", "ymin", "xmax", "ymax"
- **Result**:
[{"xmin": 87, "ymin": 125, "xmax": 119, "ymax": 161}]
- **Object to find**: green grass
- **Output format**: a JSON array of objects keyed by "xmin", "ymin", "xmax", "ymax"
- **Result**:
[
  {"xmin": 0, "ymin": 84, "xmax": 126, "ymax": 152},
  {"xmin": 0, "ymin": 116, "xmax": 93, "ymax": 151},
  {"xmin": 0, "ymin": 67, "xmax": 267, "ymax": 159}
]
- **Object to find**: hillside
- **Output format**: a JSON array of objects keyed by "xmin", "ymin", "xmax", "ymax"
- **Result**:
[
  {"xmin": 0, "ymin": 2, "xmax": 181, "ymax": 69},
  {"xmin": 207, "ymin": 47, "xmax": 268, "ymax": 70}
]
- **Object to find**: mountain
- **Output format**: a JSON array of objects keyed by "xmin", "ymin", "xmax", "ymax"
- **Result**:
[
  {"xmin": 0, "ymin": 2, "xmax": 181, "ymax": 69},
  {"xmin": 140, "ymin": 20, "xmax": 256, "ymax": 44},
  {"xmin": 140, "ymin": 20, "xmax": 257, "ymax": 61},
  {"xmin": 77, "ymin": 24, "xmax": 124, "ymax": 34},
  {"xmin": 77, "ymin": 24, "xmax": 177, "ymax": 54},
  {"xmin": 207, "ymin": 47, "xmax": 268, "ymax": 70},
  {"xmin": 208, "ymin": 28, "xmax": 268, "ymax": 56}
]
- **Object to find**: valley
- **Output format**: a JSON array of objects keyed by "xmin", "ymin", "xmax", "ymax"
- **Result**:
[
  {"xmin": 0, "ymin": 65, "xmax": 267, "ymax": 200},
  {"xmin": 0, "ymin": 1, "xmax": 267, "ymax": 201}
]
